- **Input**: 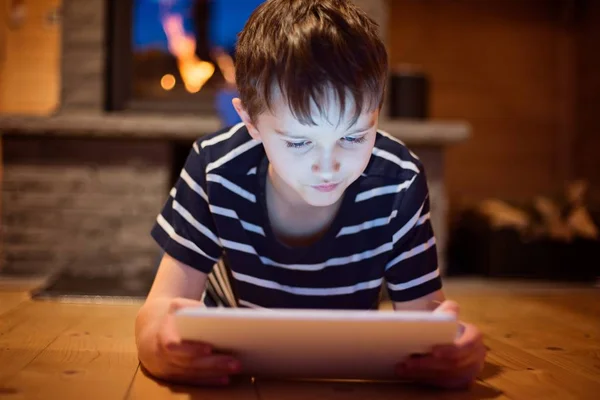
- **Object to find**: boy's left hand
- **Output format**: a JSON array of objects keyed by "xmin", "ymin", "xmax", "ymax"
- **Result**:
[{"xmin": 395, "ymin": 301, "xmax": 487, "ymax": 389}]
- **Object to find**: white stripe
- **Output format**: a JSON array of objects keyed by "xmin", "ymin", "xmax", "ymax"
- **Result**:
[
  {"xmin": 156, "ymin": 215, "xmax": 219, "ymax": 262},
  {"xmin": 172, "ymin": 200, "xmax": 221, "ymax": 245},
  {"xmin": 247, "ymin": 167, "xmax": 257, "ymax": 175},
  {"xmin": 212, "ymin": 260, "xmax": 236, "ymax": 307},
  {"xmin": 241, "ymin": 221, "xmax": 266, "ymax": 236},
  {"xmin": 355, "ymin": 174, "xmax": 417, "ymax": 202},
  {"xmin": 417, "ymin": 212, "xmax": 430, "ymax": 226},
  {"xmin": 207, "ymin": 174, "xmax": 256, "ymax": 202},
  {"xmin": 387, "ymin": 268, "xmax": 440, "ymax": 292},
  {"xmin": 261, "ymin": 242, "xmax": 392, "ymax": 271},
  {"xmin": 221, "ymin": 238, "xmax": 259, "ymax": 255},
  {"xmin": 386, "ymin": 236, "xmax": 437, "ymax": 271},
  {"xmin": 180, "ymin": 169, "xmax": 208, "ymax": 202},
  {"xmin": 193, "ymin": 142, "xmax": 200, "ymax": 154},
  {"xmin": 377, "ymin": 130, "xmax": 420, "ymax": 160},
  {"xmin": 208, "ymin": 273, "xmax": 228, "ymax": 307},
  {"xmin": 209, "ymin": 205, "xmax": 265, "ymax": 236},
  {"xmin": 215, "ymin": 206, "xmax": 427, "ymax": 273},
  {"xmin": 232, "ymin": 271, "xmax": 383, "ymax": 296},
  {"xmin": 238, "ymin": 299, "xmax": 269, "ymax": 309},
  {"xmin": 392, "ymin": 198, "xmax": 426, "ymax": 244},
  {"xmin": 201, "ymin": 122, "xmax": 245, "ymax": 148},
  {"xmin": 336, "ymin": 210, "xmax": 398, "ymax": 238},
  {"xmin": 372, "ymin": 147, "xmax": 419, "ymax": 173},
  {"xmin": 220, "ymin": 238, "xmax": 392, "ymax": 271},
  {"xmin": 206, "ymin": 140, "xmax": 261, "ymax": 172},
  {"xmin": 170, "ymin": 187, "xmax": 177, "ymax": 197}
]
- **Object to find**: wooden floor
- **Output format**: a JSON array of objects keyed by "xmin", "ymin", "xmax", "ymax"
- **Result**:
[{"xmin": 0, "ymin": 278, "xmax": 599, "ymax": 399}]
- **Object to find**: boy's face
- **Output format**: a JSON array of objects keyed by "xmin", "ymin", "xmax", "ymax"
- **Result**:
[{"xmin": 233, "ymin": 90, "xmax": 378, "ymax": 207}]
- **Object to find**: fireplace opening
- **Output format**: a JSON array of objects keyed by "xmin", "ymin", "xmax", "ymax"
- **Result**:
[{"xmin": 106, "ymin": 0, "xmax": 262, "ymax": 116}]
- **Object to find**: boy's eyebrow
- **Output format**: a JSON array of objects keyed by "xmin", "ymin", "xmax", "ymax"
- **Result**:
[{"xmin": 274, "ymin": 122, "xmax": 376, "ymax": 138}]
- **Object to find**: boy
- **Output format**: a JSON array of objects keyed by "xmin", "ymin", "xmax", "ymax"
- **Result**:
[{"xmin": 135, "ymin": 0, "xmax": 486, "ymax": 389}]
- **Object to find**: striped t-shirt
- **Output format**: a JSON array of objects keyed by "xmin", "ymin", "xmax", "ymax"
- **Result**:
[{"xmin": 151, "ymin": 123, "xmax": 441, "ymax": 309}]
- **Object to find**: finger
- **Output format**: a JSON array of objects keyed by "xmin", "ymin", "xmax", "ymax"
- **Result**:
[
  {"xmin": 433, "ymin": 323, "xmax": 482, "ymax": 359},
  {"xmin": 166, "ymin": 352, "xmax": 214, "ymax": 369},
  {"xmin": 433, "ymin": 300, "xmax": 460, "ymax": 317},
  {"xmin": 402, "ymin": 355, "xmax": 451, "ymax": 371},
  {"xmin": 190, "ymin": 354, "xmax": 242, "ymax": 374},
  {"xmin": 158, "ymin": 298, "xmax": 203, "ymax": 347},
  {"xmin": 404, "ymin": 343, "xmax": 487, "ymax": 373},
  {"xmin": 454, "ymin": 344, "xmax": 487, "ymax": 370},
  {"xmin": 164, "ymin": 352, "xmax": 240, "ymax": 373},
  {"xmin": 159, "ymin": 369, "xmax": 232, "ymax": 386},
  {"xmin": 163, "ymin": 340, "xmax": 213, "ymax": 358},
  {"xmin": 159, "ymin": 353, "xmax": 241, "ymax": 375},
  {"xmin": 454, "ymin": 323, "xmax": 482, "ymax": 347},
  {"xmin": 396, "ymin": 362, "xmax": 447, "ymax": 381},
  {"xmin": 190, "ymin": 376, "xmax": 231, "ymax": 386}
]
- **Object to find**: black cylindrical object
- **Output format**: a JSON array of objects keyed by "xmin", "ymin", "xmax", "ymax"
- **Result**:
[{"xmin": 388, "ymin": 66, "xmax": 429, "ymax": 119}]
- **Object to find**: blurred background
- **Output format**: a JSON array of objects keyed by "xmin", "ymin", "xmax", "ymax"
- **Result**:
[{"xmin": 0, "ymin": 0, "xmax": 598, "ymax": 299}]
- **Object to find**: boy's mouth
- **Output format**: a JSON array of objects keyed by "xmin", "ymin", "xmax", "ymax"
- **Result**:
[{"xmin": 311, "ymin": 182, "xmax": 340, "ymax": 192}]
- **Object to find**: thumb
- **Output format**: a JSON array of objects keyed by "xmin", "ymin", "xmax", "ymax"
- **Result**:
[
  {"xmin": 434, "ymin": 300, "xmax": 464, "ymax": 340},
  {"xmin": 168, "ymin": 297, "xmax": 205, "ymax": 314},
  {"xmin": 161, "ymin": 298, "xmax": 204, "ymax": 347},
  {"xmin": 433, "ymin": 300, "xmax": 460, "ymax": 317}
]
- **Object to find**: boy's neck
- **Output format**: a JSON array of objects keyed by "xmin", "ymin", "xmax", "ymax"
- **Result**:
[{"xmin": 266, "ymin": 165, "xmax": 343, "ymax": 246}]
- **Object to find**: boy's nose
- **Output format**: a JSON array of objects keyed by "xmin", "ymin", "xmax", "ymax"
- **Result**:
[{"xmin": 312, "ymin": 154, "xmax": 341, "ymax": 178}]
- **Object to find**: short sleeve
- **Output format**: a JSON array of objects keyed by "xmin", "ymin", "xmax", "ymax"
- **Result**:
[
  {"xmin": 384, "ymin": 169, "xmax": 442, "ymax": 302},
  {"xmin": 150, "ymin": 143, "xmax": 223, "ymax": 273}
]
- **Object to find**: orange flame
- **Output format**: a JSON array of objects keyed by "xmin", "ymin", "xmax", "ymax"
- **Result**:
[
  {"xmin": 211, "ymin": 47, "xmax": 236, "ymax": 87},
  {"xmin": 162, "ymin": 13, "xmax": 215, "ymax": 93}
]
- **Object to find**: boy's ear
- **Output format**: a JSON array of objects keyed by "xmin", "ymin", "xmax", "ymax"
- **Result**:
[{"xmin": 232, "ymin": 98, "xmax": 261, "ymax": 141}]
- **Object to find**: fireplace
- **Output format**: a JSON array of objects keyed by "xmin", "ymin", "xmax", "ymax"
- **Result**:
[{"xmin": 106, "ymin": 0, "xmax": 261, "ymax": 119}]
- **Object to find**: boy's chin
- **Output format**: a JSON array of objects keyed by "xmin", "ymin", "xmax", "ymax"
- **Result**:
[{"xmin": 301, "ymin": 189, "xmax": 344, "ymax": 208}]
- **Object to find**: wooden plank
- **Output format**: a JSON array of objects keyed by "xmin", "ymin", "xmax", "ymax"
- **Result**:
[
  {"xmin": 0, "ymin": 291, "xmax": 29, "ymax": 317},
  {"xmin": 0, "ymin": 300, "xmax": 87, "ymax": 383},
  {"xmin": 126, "ymin": 370, "xmax": 259, "ymax": 400},
  {"xmin": 255, "ymin": 378, "xmax": 508, "ymax": 400},
  {"xmin": 484, "ymin": 337, "xmax": 600, "ymax": 400},
  {"xmin": 1, "ymin": 302, "xmax": 142, "ymax": 399},
  {"xmin": 450, "ymin": 291, "xmax": 600, "ymax": 385}
]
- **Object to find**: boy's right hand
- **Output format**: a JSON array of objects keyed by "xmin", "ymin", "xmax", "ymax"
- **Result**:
[{"xmin": 141, "ymin": 297, "xmax": 242, "ymax": 386}]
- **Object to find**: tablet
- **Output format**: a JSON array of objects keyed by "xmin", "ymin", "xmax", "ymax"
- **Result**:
[{"xmin": 174, "ymin": 307, "xmax": 458, "ymax": 381}]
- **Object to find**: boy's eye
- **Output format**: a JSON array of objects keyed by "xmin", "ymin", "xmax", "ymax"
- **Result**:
[
  {"xmin": 341, "ymin": 135, "xmax": 367, "ymax": 144},
  {"xmin": 285, "ymin": 140, "xmax": 311, "ymax": 149}
]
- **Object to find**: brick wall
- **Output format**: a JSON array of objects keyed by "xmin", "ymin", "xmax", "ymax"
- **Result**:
[
  {"xmin": 1, "ymin": 137, "xmax": 170, "ymax": 277},
  {"xmin": 59, "ymin": 0, "xmax": 105, "ymax": 112}
]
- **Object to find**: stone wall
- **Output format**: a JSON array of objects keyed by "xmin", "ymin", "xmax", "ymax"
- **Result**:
[
  {"xmin": 60, "ymin": 0, "xmax": 106, "ymax": 112},
  {"xmin": 1, "ymin": 137, "xmax": 171, "ymax": 277}
]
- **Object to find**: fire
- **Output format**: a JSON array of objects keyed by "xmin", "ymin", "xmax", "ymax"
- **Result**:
[
  {"xmin": 211, "ymin": 47, "xmax": 236, "ymax": 87},
  {"xmin": 161, "ymin": 74, "xmax": 176, "ymax": 91},
  {"xmin": 161, "ymin": 13, "xmax": 215, "ymax": 93}
]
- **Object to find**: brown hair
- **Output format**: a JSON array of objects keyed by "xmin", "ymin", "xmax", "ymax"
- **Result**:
[{"xmin": 234, "ymin": 0, "xmax": 388, "ymax": 127}]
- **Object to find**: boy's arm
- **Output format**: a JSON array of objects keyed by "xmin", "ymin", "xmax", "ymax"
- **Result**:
[
  {"xmin": 384, "ymin": 169, "xmax": 442, "ymax": 305},
  {"xmin": 135, "ymin": 253, "xmax": 208, "ymax": 352},
  {"xmin": 392, "ymin": 289, "xmax": 445, "ymax": 311}
]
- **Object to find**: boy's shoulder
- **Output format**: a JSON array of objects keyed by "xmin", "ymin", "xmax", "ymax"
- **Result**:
[
  {"xmin": 366, "ymin": 130, "xmax": 425, "ymax": 181},
  {"xmin": 192, "ymin": 122, "xmax": 263, "ymax": 175}
]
